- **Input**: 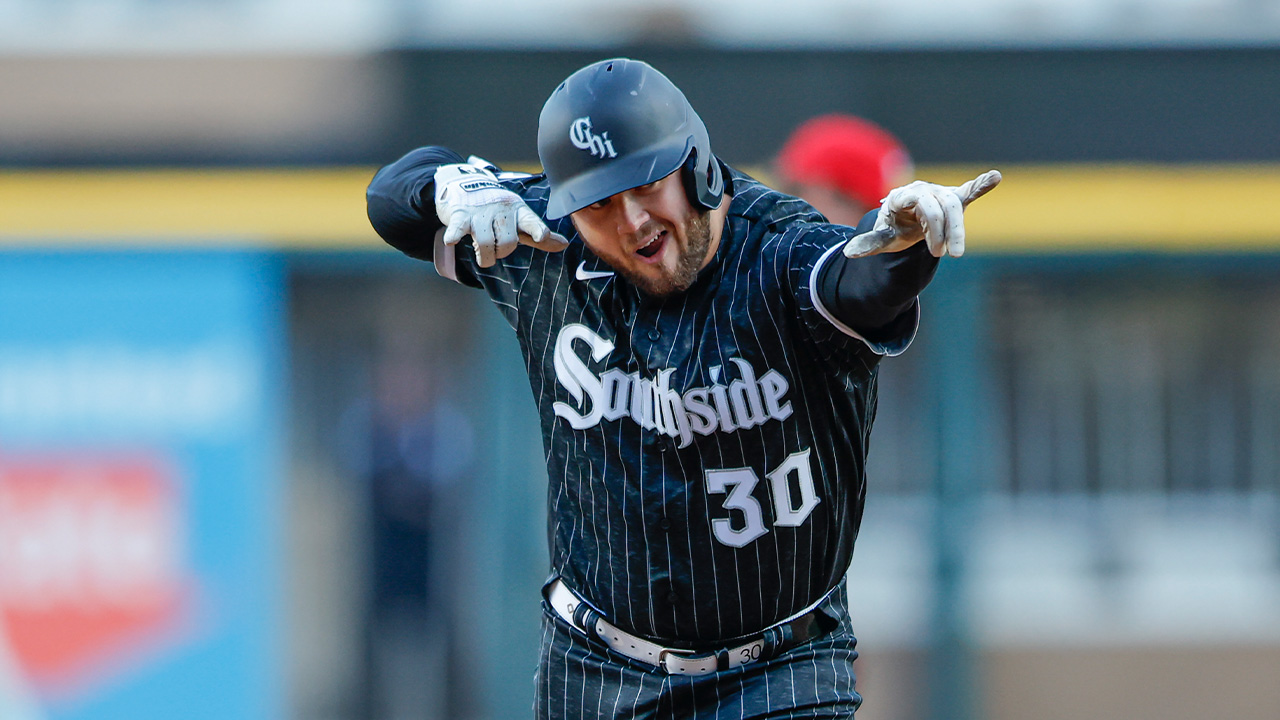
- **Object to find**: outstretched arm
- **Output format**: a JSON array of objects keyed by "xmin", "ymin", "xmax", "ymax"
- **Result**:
[
  {"xmin": 815, "ymin": 170, "xmax": 1001, "ymax": 343},
  {"xmin": 366, "ymin": 147, "xmax": 569, "ymax": 267}
]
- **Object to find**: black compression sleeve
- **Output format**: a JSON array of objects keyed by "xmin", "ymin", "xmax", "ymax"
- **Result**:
[
  {"xmin": 816, "ymin": 210, "xmax": 940, "ymax": 342},
  {"xmin": 366, "ymin": 146, "xmax": 467, "ymax": 261}
]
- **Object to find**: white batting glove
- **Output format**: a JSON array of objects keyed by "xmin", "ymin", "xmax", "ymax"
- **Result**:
[
  {"xmin": 842, "ymin": 170, "xmax": 1002, "ymax": 259},
  {"xmin": 434, "ymin": 161, "xmax": 569, "ymax": 268}
]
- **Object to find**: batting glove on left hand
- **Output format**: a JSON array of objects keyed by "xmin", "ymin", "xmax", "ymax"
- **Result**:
[
  {"xmin": 842, "ymin": 170, "xmax": 1002, "ymax": 259},
  {"xmin": 434, "ymin": 160, "xmax": 569, "ymax": 268}
]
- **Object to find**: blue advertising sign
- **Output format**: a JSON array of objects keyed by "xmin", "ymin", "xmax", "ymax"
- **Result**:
[{"xmin": 0, "ymin": 251, "xmax": 284, "ymax": 720}]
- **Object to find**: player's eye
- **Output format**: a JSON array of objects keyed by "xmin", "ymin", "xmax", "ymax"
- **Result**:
[{"xmin": 588, "ymin": 197, "xmax": 612, "ymax": 210}]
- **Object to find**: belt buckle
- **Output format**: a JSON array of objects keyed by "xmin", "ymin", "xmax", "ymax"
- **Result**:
[
  {"xmin": 656, "ymin": 648, "xmax": 686, "ymax": 674},
  {"xmin": 658, "ymin": 648, "xmax": 716, "ymax": 676}
]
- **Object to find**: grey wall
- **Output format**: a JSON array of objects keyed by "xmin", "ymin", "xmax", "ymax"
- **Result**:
[
  {"xmin": 4, "ymin": 48, "xmax": 1277, "ymax": 166},
  {"xmin": 383, "ymin": 48, "xmax": 1280, "ymax": 165}
]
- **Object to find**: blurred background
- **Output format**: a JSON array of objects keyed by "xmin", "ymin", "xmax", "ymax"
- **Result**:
[{"xmin": 2, "ymin": 2, "xmax": 1280, "ymax": 719}]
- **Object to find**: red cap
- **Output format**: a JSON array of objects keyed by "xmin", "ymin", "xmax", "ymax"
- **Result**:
[{"xmin": 775, "ymin": 114, "xmax": 913, "ymax": 210}]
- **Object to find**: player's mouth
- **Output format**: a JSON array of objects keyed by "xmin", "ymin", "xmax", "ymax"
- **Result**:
[{"xmin": 635, "ymin": 230, "xmax": 667, "ymax": 262}]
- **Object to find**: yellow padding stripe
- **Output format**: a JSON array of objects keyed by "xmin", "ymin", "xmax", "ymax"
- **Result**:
[
  {"xmin": 1, "ymin": 164, "xmax": 1278, "ymax": 252},
  {"xmin": 0, "ymin": 168, "xmax": 382, "ymax": 249},
  {"xmin": 917, "ymin": 164, "xmax": 1280, "ymax": 253}
]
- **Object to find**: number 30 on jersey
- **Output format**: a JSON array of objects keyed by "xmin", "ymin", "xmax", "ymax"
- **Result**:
[{"xmin": 704, "ymin": 448, "xmax": 819, "ymax": 547}]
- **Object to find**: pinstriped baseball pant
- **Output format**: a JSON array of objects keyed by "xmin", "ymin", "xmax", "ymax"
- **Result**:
[{"xmin": 534, "ymin": 585, "xmax": 862, "ymax": 719}]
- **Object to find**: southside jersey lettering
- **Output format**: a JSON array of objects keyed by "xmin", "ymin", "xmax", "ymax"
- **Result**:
[{"xmin": 552, "ymin": 323, "xmax": 794, "ymax": 446}]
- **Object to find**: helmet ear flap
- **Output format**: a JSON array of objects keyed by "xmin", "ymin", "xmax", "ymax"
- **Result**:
[{"xmin": 682, "ymin": 148, "xmax": 724, "ymax": 211}]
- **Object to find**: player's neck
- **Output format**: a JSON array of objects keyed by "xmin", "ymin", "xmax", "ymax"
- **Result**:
[{"xmin": 698, "ymin": 193, "xmax": 732, "ymax": 270}]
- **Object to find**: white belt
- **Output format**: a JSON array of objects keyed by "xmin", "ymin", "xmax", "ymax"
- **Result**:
[{"xmin": 548, "ymin": 579, "xmax": 794, "ymax": 676}]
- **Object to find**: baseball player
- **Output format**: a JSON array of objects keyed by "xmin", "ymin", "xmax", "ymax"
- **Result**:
[{"xmin": 366, "ymin": 58, "xmax": 999, "ymax": 719}]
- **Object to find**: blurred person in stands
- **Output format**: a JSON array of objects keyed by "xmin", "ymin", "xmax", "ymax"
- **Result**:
[
  {"xmin": 341, "ymin": 356, "xmax": 477, "ymax": 720},
  {"xmin": 774, "ymin": 113, "xmax": 914, "ymax": 227}
]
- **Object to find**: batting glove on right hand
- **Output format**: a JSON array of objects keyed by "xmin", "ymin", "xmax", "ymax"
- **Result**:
[
  {"xmin": 842, "ymin": 170, "xmax": 1002, "ymax": 259},
  {"xmin": 434, "ymin": 161, "xmax": 569, "ymax": 268}
]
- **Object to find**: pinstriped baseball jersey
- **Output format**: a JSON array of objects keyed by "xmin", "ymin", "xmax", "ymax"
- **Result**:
[{"xmin": 413, "ymin": 161, "xmax": 917, "ymax": 644}]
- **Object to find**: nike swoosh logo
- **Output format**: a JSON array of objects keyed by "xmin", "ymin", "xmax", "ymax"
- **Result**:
[{"xmin": 575, "ymin": 261, "xmax": 615, "ymax": 281}]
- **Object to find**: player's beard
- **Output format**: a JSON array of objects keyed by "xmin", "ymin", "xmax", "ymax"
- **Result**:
[{"xmin": 624, "ymin": 210, "xmax": 713, "ymax": 298}]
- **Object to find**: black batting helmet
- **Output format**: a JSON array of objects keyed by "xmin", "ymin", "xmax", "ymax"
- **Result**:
[{"xmin": 538, "ymin": 58, "xmax": 725, "ymax": 220}]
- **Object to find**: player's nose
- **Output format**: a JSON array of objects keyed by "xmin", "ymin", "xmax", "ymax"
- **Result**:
[{"xmin": 615, "ymin": 192, "xmax": 649, "ymax": 234}]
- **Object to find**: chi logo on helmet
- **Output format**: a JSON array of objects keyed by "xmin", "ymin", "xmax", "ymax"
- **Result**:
[{"xmin": 569, "ymin": 117, "xmax": 617, "ymax": 159}]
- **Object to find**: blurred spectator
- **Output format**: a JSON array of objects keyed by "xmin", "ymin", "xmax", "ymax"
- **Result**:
[
  {"xmin": 340, "ymin": 357, "xmax": 476, "ymax": 720},
  {"xmin": 773, "ymin": 113, "xmax": 914, "ymax": 226}
]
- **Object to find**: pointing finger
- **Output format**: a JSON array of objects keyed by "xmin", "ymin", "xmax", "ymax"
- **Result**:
[
  {"xmin": 519, "ymin": 229, "xmax": 571, "ymax": 252},
  {"xmin": 515, "ymin": 204, "xmax": 549, "ymax": 241},
  {"xmin": 955, "ymin": 170, "xmax": 1002, "ymax": 208},
  {"xmin": 516, "ymin": 205, "xmax": 571, "ymax": 252}
]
